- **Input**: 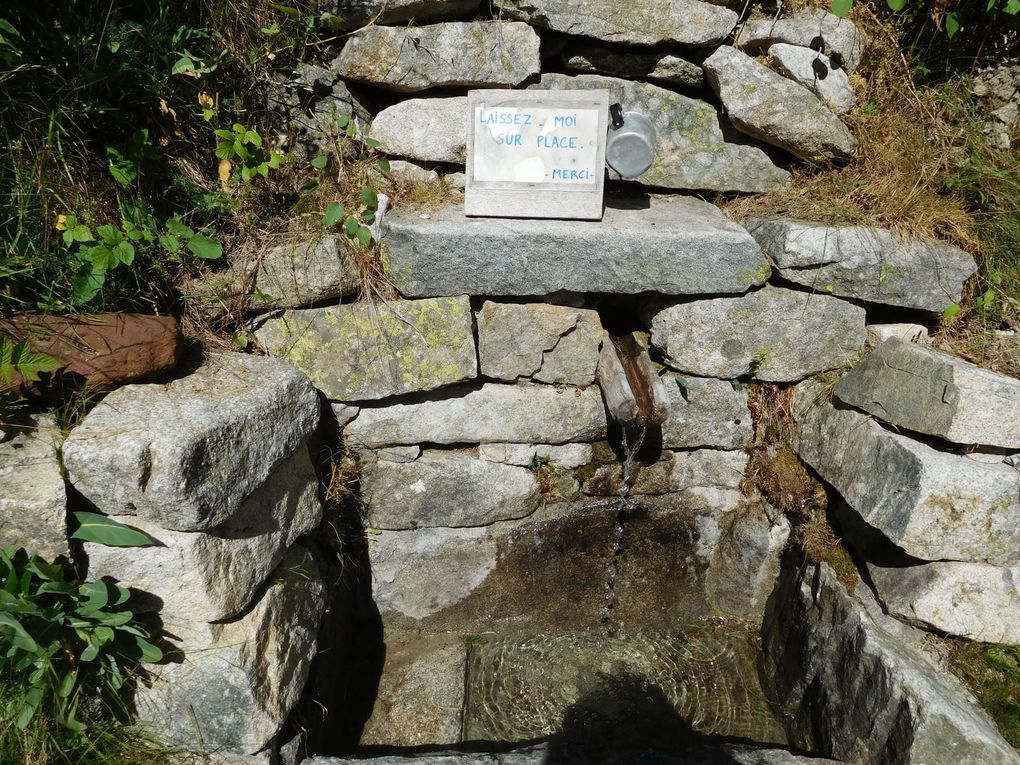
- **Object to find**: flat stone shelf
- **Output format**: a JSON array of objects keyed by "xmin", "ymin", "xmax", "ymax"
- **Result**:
[{"xmin": 383, "ymin": 194, "xmax": 768, "ymax": 297}]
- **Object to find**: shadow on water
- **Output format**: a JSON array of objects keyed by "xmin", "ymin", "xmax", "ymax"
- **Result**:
[{"xmin": 541, "ymin": 672, "xmax": 743, "ymax": 765}]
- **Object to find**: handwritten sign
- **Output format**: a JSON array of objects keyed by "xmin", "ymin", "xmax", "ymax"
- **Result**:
[{"xmin": 465, "ymin": 89, "xmax": 609, "ymax": 220}]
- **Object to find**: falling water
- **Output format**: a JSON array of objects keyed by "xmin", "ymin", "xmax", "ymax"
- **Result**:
[{"xmin": 599, "ymin": 424, "xmax": 647, "ymax": 633}]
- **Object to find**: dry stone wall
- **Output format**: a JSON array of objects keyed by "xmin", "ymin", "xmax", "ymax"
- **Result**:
[{"xmin": 3, "ymin": 3, "xmax": 1020, "ymax": 765}]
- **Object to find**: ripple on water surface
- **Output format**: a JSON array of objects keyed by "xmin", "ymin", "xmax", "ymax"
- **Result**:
[{"xmin": 463, "ymin": 624, "xmax": 787, "ymax": 748}]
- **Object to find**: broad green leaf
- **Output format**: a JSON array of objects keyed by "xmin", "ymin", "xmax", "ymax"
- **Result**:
[
  {"xmin": 71, "ymin": 512, "xmax": 155, "ymax": 547},
  {"xmin": 299, "ymin": 179, "xmax": 320, "ymax": 193},
  {"xmin": 79, "ymin": 580, "xmax": 110, "ymax": 610},
  {"xmin": 71, "ymin": 266, "xmax": 105, "ymax": 305},
  {"xmin": 360, "ymin": 186, "xmax": 378, "ymax": 209},
  {"xmin": 942, "ymin": 303, "xmax": 962, "ymax": 318},
  {"xmin": 187, "ymin": 234, "xmax": 223, "ymax": 260},
  {"xmin": 336, "ymin": 115, "xmax": 350, "ymax": 129},
  {"xmin": 831, "ymin": 0, "xmax": 852, "ymax": 15},
  {"xmin": 269, "ymin": 3, "xmax": 301, "ymax": 18},
  {"xmin": 171, "ymin": 55, "xmax": 196, "ymax": 75},
  {"xmin": 376, "ymin": 157, "xmax": 390, "ymax": 172},
  {"xmin": 159, "ymin": 234, "xmax": 182, "ymax": 254},
  {"xmin": 165, "ymin": 218, "xmax": 194, "ymax": 238},
  {"xmin": 343, "ymin": 216, "xmax": 359, "ymax": 236},
  {"xmin": 215, "ymin": 141, "xmax": 234, "ymax": 160},
  {"xmin": 268, "ymin": 152, "xmax": 282, "ymax": 168},
  {"xmin": 0, "ymin": 612, "xmax": 39, "ymax": 652},
  {"xmin": 1006, "ymin": 0, "xmax": 1020, "ymax": 14},
  {"xmin": 8, "ymin": 341, "xmax": 60, "ymax": 382},
  {"xmin": 887, "ymin": 0, "xmax": 907, "ymax": 10},
  {"xmin": 324, "ymin": 201, "xmax": 345, "ymax": 228},
  {"xmin": 113, "ymin": 240, "xmax": 135, "ymax": 267},
  {"xmin": 80, "ymin": 643, "xmax": 99, "ymax": 662},
  {"xmin": 57, "ymin": 669, "xmax": 77, "ymax": 699},
  {"xmin": 311, "ymin": 155, "xmax": 328, "ymax": 170},
  {"xmin": 245, "ymin": 130, "xmax": 262, "ymax": 148},
  {"xmin": 214, "ymin": 129, "xmax": 235, "ymax": 140},
  {"xmin": 364, "ymin": 138, "xmax": 381, "ymax": 149},
  {"xmin": 945, "ymin": 10, "xmax": 961, "ymax": 37},
  {"xmin": 356, "ymin": 225, "xmax": 373, "ymax": 247},
  {"xmin": 136, "ymin": 636, "xmax": 163, "ymax": 662}
]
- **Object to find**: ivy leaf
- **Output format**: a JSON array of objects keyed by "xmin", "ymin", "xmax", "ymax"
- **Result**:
[
  {"xmin": 71, "ymin": 512, "xmax": 155, "ymax": 548},
  {"xmin": 324, "ymin": 201, "xmax": 345, "ymax": 228},
  {"xmin": 187, "ymin": 234, "xmax": 223, "ymax": 260},
  {"xmin": 831, "ymin": 0, "xmax": 852, "ymax": 16}
]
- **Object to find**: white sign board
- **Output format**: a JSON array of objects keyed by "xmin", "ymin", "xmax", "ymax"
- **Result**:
[{"xmin": 465, "ymin": 89, "xmax": 610, "ymax": 221}]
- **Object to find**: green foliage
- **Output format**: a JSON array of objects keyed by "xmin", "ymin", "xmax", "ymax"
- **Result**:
[
  {"xmin": 950, "ymin": 642, "xmax": 1020, "ymax": 747},
  {"xmin": 214, "ymin": 123, "xmax": 284, "ymax": 183},
  {"xmin": 0, "ymin": 544, "xmax": 161, "ymax": 734},
  {"xmin": 831, "ymin": 0, "xmax": 1018, "ymax": 42},
  {"xmin": 315, "ymin": 116, "xmax": 386, "ymax": 248},
  {"xmin": 70, "ymin": 514, "xmax": 155, "ymax": 548},
  {"xmin": 0, "ymin": 337, "xmax": 60, "ymax": 387}
]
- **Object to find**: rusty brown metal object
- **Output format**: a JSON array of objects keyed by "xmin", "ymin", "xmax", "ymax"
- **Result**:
[{"xmin": 0, "ymin": 314, "xmax": 182, "ymax": 399}]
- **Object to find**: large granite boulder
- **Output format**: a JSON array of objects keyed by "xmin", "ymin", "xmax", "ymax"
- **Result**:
[
  {"xmin": 370, "ymin": 97, "xmax": 467, "ymax": 163},
  {"xmin": 136, "ymin": 547, "xmax": 325, "ymax": 755},
  {"xmin": 645, "ymin": 286, "xmax": 866, "ymax": 382},
  {"xmin": 532, "ymin": 74, "xmax": 791, "ymax": 193},
  {"xmin": 85, "ymin": 445, "xmax": 322, "ymax": 622},
  {"xmin": 563, "ymin": 45, "xmax": 704, "ymax": 88},
  {"xmin": 769, "ymin": 43, "xmax": 855, "ymax": 114},
  {"xmin": 794, "ymin": 382, "xmax": 1020, "ymax": 565},
  {"xmin": 870, "ymin": 561, "xmax": 1020, "ymax": 644},
  {"xmin": 835, "ymin": 338, "xmax": 1020, "ymax": 449},
  {"xmin": 477, "ymin": 302, "xmax": 603, "ymax": 386},
  {"xmin": 764, "ymin": 560, "xmax": 1020, "ymax": 765},
  {"xmin": 703, "ymin": 46, "xmax": 856, "ymax": 163},
  {"xmin": 0, "ymin": 412, "xmax": 67, "ymax": 560},
  {"xmin": 255, "ymin": 296, "xmax": 477, "ymax": 402},
  {"xmin": 737, "ymin": 9, "xmax": 867, "ymax": 74},
  {"xmin": 331, "ymin": 22, "xmax": 539, "ymax": 92},
  {"xmin": 744, "ymin": 219, "xmax": 977, "ymax": 312},
  {"xmin": 383, "ymin": 195, "xmax": 769, "ymax": 297},
  {"xmin": 63, "ymin": 353, "xmax": 320, "ymax": 531},
  {"xmin": 493, "ymin": 0, "xmax": 737, "ymax": 47},
  {"xmin": 361, "ymin": 452, "xmax": 541, "ymax": 529},
  {"xmin": 343, "ymin": 383, "xmax": 608, "ymax": 447},
  {"xmin": 318, "ymin": 0, "xmax": 481, "ymax": 29}
]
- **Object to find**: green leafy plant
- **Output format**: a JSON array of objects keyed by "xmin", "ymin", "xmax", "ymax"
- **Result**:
[
  {"xmin": 214, "ymin": 123, "xmax": 283, "ymax": 183},
  {"xmin": 832, "ymin": 0, "xmax": 1019, "ymax": 39},
  {"xmin": 0, "ymin": 529, "xmax": 161, "ymax": 734},
  {"xmin": 0, "ymin": 336, "xmax": 61, "ymax": 419}
]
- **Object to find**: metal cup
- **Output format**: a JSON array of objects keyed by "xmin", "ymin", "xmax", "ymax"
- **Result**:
[{"xmin": 606, "ymin": 111, "xmax": 657, "ymax": 179}]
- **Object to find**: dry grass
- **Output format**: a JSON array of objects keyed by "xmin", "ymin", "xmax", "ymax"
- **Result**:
[{"xmin": 724, "ymin": 16, "xmax": 979, "ymax": 250}]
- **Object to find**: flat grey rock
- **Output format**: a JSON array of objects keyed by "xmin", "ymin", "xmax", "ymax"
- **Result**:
[
  {"xmin": 794, "ymin": 381, "xmax": 1020, "ymax": 565},
  {"xmin": 318, "ymin": 0, "xmax": 481, "ymax": 29},
  {"xmin": 584, "ymin": 449, "xmax": 748, "ymax": 497},
  {"xmin": 703, "ymin": 46, "xmax": 856, "ymax": 163},
  {"xmin": 564, "ymin": 46, "xmax": 704, "ymax": 88},
  {"xmin": 493, "ymin": 0, "xmax": 737, "ymax": 47},
  {"xmin": 871, "ymin": 560, "xmax": 1020, "ymax": 644},
  {"xmin": 384, "ymin": 195, "xmax": 769, "ymax": 297},
  {"xmin": 769, "ymin": 43, "xmax": 855, "ymax": 114},
  {"xmin": 478, "ymin": 442, "xmax": 593, "ymax": 469},
  {"xmin": 745, "ymin": 219, "xmax": 977, "ymax": 312},
  {"xmin": 361, "ymin": 453, "xmax": 541, "ymax": 529},
  {"xmin": 256, "ymin": 235, "xmax": 359, "ymax": 308},
  {"xmin": 532, "ymin": 74, "xmax": 791, "ymax": 193},
  {"xmin": 764, "ymin": 561, "xmax": 1020, "ymax": 765},
  {"xmin": 835, "ymin": 338, "xmax": 1020, "ymax": 449},
  {"xmin": 646, "ymin": 286, "xmax": 866, "ymax": 382},
  {"xmin": 659, "ymin": 372, "xmax": 752, "ymax": 449},
  {"xmin": 0, "ymin": 413, "xmax": 67, "ymax": 560},
  {"xmin": 135, "ymin": 547, "xmax": 324, "ymax": 755},
  {"xmin": 256, "ymin": 296, "xmax": 477, "ymax": 402},
  {"xmin": 344, "ymin": 383, "xmax": 607, "ymax": 447},
  {"xmin": 477, "ymin": 302, "xmax": 603, "ymax": 385},
  {"xmin": 867, "ymin": 323, "xmax": 930, "ymax": 346},
  {"xmin": 63, "ymin": 353, "xmax": 320, "ymax": 531},
  {"xmin": 737, "ymin": 9, "xmax": 867, "ymax": 73},
  {"xmin": 332, "ymin": 22, "xmax": 539, "ymax": 92},
  {"xmin": 370, "ymin": 97, "xmax": 467, "ymax": 163},
  {"xmin": 359, "ymin": 632, "xmax": 467, "ymax": 747},
  {"xmin": 85, "ymin": 444, "xmax": 322, "ymax": 622}
]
